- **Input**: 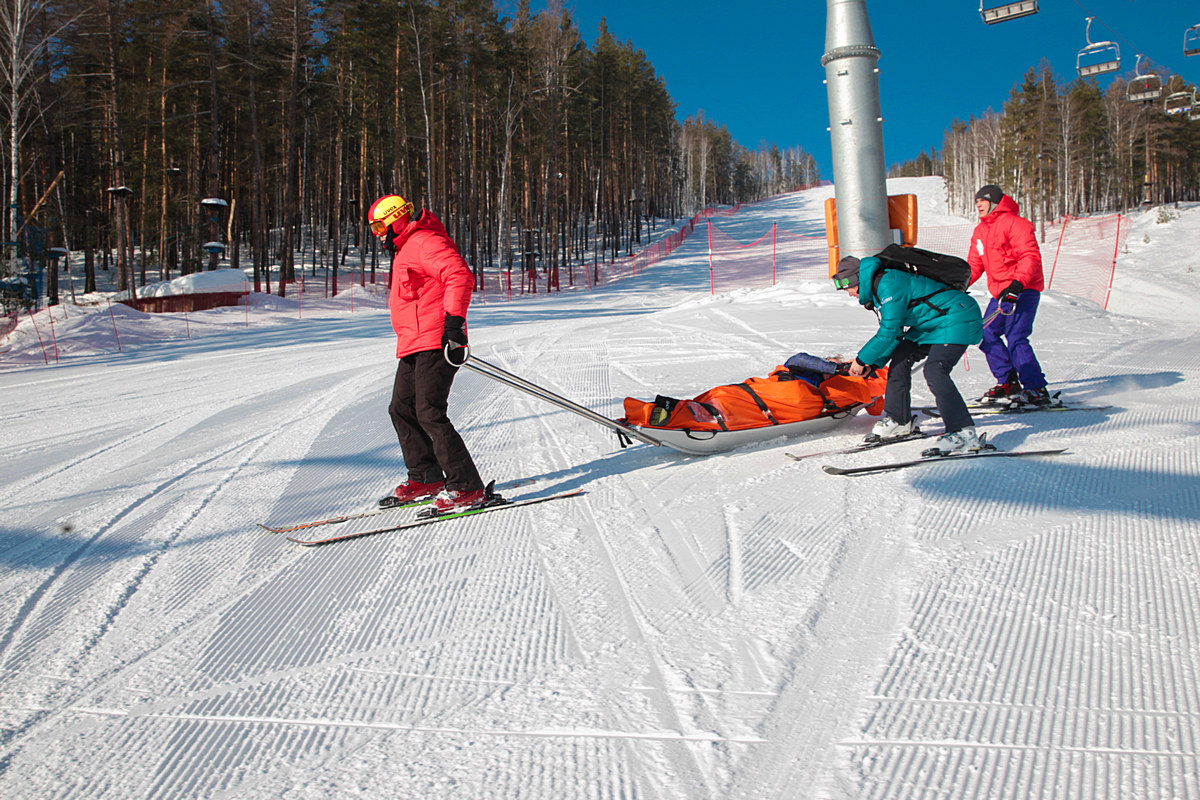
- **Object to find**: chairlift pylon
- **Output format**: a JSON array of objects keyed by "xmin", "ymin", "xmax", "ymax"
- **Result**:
[
  {"xmin": 979, "ymin": 0, "xmax": 1037, "ymax": 25},
  {"xmin": 1164, "ymin": 89, "xmax": 1195, "ymax": 116},
  {"xmin": 1185, "ymin": 24, "xmax": 1200, "ymax": 57},
  {"xmin": 1127, "ymin": 55, "xmax": 1163, "ymax": 102},
  {"xmin": 1077, "ymin": 16, "xmax": 1121, "ymax": 78}
]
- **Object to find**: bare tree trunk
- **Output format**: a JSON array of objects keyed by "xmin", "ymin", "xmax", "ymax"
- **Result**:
[
  {"xmin": 104, "ymin": 0, "xmax": 134, "ymax": 298},
  {"xmin": 245, "ymin": 3, "xmax": 267, "ymax": 292},
  {"xmin": 331, "ymin": 47, "xmax": 345, "ymax": 297},
  {"xmin": 204, "ymin": 0, "xmax": 222, "ymax": 270},
  {"xmin": 497, "ymin": 72, "xmax": 521, "ymax": 282},
  {"xmin": 280, "ymin": 0, "xmax": 304, "ymax": 295},
  {"xmin": 407, "ymin": 3, "xmax": 434, "ymax": 209},
  {"xmin": 158, "ymin": 50, "xmax": 172, "ymax": 283}
]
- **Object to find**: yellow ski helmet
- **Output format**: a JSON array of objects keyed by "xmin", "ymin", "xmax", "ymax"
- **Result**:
[{"xmin": 368, "ymin": 194, "xmax": 414, "ymax": 235}]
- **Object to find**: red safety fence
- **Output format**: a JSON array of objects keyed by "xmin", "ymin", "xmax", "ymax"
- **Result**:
[
  {"xmin": 911, "ymin": 223, "xmax": 977, "ymax": 265},
  {"xmin": 707, "ymin": 223, "xmax": 828, "ymax": 293},
  {"xmin": 1045, "ymin": 214, "xmax": 1128, "ymax": 309},
  {"xmin": 93, "ymin": 204, "xmax": 746, "ymax": 316},
  {"xmin": 704, "ymin": 212, "xmax": 1126, "ymax": 308},
  {"xmin": 3, "ymin": 204, "xmax": 1128, "ymax": 369},
  {"xmin": 477, "ymin": 204, "xmax": 743, "ymax": 300},
  {"xmin": 920, "ymin": 214, "xmax": 1126, "ymax": 309}
]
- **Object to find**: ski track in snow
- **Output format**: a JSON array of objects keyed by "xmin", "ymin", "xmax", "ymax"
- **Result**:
[{"xmin": 1, "ymin": 180, "xmax": 1199, "ymax": 798}]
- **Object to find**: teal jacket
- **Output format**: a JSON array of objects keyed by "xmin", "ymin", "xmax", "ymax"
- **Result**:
[{"xmin": 855, "ymin": 256, "xmax": 984, "ymax": 367}]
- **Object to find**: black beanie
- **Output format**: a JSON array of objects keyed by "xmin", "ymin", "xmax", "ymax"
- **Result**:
[
  {"xmin": 835, "ymin": 255, "xmax": 860, "ymax": 288},
  {"xmin": 975, "ymin": 184, "xmax": 1003, "ymax": 206}
]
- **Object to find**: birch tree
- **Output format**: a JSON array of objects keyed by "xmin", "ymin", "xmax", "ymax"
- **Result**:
[{"xmin": 0, "ymin": 0, "xmax": 80, "ymax": 276}]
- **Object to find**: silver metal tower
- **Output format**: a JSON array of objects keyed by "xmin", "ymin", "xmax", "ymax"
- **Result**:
[{"xmin": 823, "ymin": 0, "xmax": 890, "ymax": 259}]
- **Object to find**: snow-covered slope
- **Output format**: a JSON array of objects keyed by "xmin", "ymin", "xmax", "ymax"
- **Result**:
[{"xmin": 1, "ymin": 177, "xmax": 1198, "ymax": 799}]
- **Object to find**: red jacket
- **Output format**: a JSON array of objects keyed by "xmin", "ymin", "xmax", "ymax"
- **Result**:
[
  {"xmin": 388, "ymin": 210, "xmax": 474, "ymax": 358},
  {"xmin": 967, "ymin": 194, "xmax": 1045, "ymax": 297}
]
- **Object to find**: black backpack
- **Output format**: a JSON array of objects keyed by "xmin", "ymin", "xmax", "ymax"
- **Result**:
[
  {"xmin": 875, "ymin": 244, "xmax": 970, "ymax": 290},
  {"xmin": 867, "ymin": 244, "xmax": 971, "ymax": 316}
]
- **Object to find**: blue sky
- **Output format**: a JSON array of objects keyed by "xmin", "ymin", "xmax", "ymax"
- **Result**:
[{"xmin": 523, "ymin": 1, "xmax": 1200, "ymax": 179}]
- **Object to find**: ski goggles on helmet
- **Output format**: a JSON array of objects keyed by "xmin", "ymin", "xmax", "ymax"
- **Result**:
[
  {"xmin": 367, "ymin": 195, "xmax": 414, "ymax": 236},
  {"xmin": 832, "ymin": 276, "xmax": 855, "ymax": 290}
]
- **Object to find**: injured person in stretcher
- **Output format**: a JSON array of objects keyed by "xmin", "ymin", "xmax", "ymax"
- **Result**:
[{"xmin": 621, "ymin": 352, "xmax": 887, "ymax": 434}]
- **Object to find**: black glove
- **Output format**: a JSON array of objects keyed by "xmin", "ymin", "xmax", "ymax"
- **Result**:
[
  {"xmin": 999, "ymin": 280, "xmax": 1024, "ymax": 303},
  {"xmin": 442, "ymin": 314, "xmax": 468, "ymax": 351}
]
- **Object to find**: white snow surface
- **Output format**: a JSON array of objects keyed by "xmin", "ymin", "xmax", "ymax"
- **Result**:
[{"xmin": 2, "ymin": 177, "xmax": 1199, "ymax": 799}]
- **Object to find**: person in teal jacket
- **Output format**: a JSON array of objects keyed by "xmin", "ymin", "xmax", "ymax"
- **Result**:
[{"xmin": 835, "ymin": 254, "xmax": 984, "ymax": 455}]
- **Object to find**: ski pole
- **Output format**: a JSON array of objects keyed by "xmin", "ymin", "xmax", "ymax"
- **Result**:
[{"xmin": 447, "ymin": 345, "xmax": 665, "ymax": 447}]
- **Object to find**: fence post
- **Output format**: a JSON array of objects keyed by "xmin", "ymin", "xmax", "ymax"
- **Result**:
[
  {"xmin": 1047, "ymin": 215, "xmax": 1070, "ymax": 289},
  {"xmin": 27, "ymin": 309, "xmax": 49, "ymax": 364},
  {"xmin": 772, "ymin": 222, "xmax": 778, "ymax": 285},
  {"xmin": 106, "ymin": 299, "xmax": 122, "ymax": 351},
  {"xmin": 1103, "ymin": 214, "xmax": 1122, "ymax": 310},
  {"xmin": 708, "ymin": 221, "xmax": 715, "ymax": 295},
  {"xmin": 48, "ymin": 309, "xmax": 59, "ymax": 363}
]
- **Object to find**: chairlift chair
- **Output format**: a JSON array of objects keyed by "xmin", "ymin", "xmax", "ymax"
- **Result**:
[
  {"xmin": 979, "ymin": 0, "xmax": 1037, "ymax": 25},
  {"xmin": 1185, "ymin": 24, "xmax": 1200, "ymax": 57},
  {"xmin": 1077, "ymin": 17, "xmax": 1121, "ymax": 78},
  {"xmin": 1127, "ymin": 55, "xmax": 1163, "ymax": 102},
  {"xmin": 1164, "ymin": 90, "xmax": 1195, "ymax": 116}
]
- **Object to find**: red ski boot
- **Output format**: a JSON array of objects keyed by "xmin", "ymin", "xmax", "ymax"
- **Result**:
[
  {"xmin": 378, "ymin": 479, "xmax": 443, "ymax": 509},
  {"xmin": 430, "ymin": 486, "xmax": 489, "ymax": 514}
]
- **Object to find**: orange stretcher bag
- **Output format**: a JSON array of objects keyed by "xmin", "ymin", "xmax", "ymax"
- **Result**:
[{"xmin": 621, "ymin": 358, "xmax": 887, "ymax": 432}]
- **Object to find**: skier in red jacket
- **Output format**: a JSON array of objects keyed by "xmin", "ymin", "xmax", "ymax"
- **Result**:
[
  {"xmin": 967, "ymin": 185, "xmax": 1050, "ymax": 405},
  {"xmin": 369, "ymin": 194, "xmax": 486, "ymax": 512}
]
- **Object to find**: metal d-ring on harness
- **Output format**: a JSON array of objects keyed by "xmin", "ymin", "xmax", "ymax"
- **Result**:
[
  {"xmin": 982, "ymin": 295, "xmax": 1018, "ymax": 328},
  {"xmin": 443, "ymin": 343, "xmax": 665, "ymax": 449}
]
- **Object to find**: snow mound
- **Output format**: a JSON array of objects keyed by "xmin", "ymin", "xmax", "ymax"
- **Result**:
[{"xmin": 138, "ymin": 268, "xmax": 248, "ymax": 297}]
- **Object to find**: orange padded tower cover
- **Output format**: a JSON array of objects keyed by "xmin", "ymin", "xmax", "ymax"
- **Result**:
[{"xmin": 824, "ymin": 194, "xmax": 919, "ymax": 276}]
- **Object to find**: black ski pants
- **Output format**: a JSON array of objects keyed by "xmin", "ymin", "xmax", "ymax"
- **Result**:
[
  {"xmin": 882, "ymin": 340, "xmax": 974, "ymax": 434},
  {"xmin": 389, "ymin": 349, "xmax": 483, "ymax": 491}
]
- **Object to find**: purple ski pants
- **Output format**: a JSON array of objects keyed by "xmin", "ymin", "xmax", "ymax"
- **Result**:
[{"xmin": 981, "ymin": 290, "xmax": 1046, "ymax": 390}]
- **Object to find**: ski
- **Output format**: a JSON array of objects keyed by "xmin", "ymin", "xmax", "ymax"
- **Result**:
[
  {"xmin": 785, "ymin": 430, "xmax": 928, "ymax": 461},
  {"xmin": 257, "ymin": 500, "xmax": 431, "ymax": 534},
  {"xmin": 919, "ymin": 402, "xmax": 1110, "ymax": 417},
  {"xmin": 822, "ymin": 448, "xmax": 1068, "ymax": 476},
  {"xmin": 946, "ymin": 389, "xmax": 1112, "ymax": 415},
  {"xmin": 259, "ymin": 477, "xmax": 538, "ymax": 534},
  {"xmin": 287, "ymin": 488, "xmax": 585, "ymax": 546}
]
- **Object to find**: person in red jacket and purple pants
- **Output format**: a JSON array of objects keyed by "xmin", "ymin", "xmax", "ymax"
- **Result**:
[
  {"xmin": 368, "ymin": 194, "xmax": 486, "ymax": 513},
  {"xmin": 967, "ymin": 184, "xmax": 1051, "ymax": 406}
]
